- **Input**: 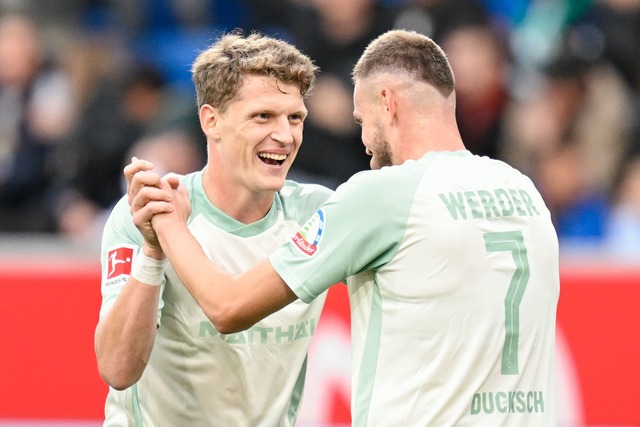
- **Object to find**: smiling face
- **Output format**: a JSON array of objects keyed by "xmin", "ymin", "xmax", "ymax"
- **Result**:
[
  {"xmin": 353, "ymin": 78, "xmax": 394, "ymax": 170},
  {"xmin": 207, "ymin": 74, "xmax": 307, "ymax": 195}
]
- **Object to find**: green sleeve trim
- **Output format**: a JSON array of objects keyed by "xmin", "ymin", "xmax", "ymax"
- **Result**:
[{"xmin": 132, "ymin": 384, "xmax": 143, "ymax": 427}]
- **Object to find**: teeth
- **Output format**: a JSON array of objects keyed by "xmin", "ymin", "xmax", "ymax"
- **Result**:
[{"xmin": 258, "ymin": 153, "xmax": 287, "ymax": 161}]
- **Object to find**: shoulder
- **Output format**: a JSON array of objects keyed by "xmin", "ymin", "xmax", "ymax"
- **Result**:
[
  {"xmin": 275, "ymin": 180, "xmax": 334, "ymax": 222},
  {"xmin": 333, "ymin": 160, "xmax": 427, "ymax": 206},
  {"xmin": 470, "ymin": 154, "xmax": 542, "ymax": 192},
  {"xmin": 101, "ymin": 194, "xmax": 143, "ymax": 250},
  {"xmin": 104, "ymin": 195, "xmax": 132, "ymax": 228},
  {"xmin": 454, "ymin": 151, "xmax": 525, "ymax": 175},
  {"xmin": 279, "ymin": 180, "xmax": 334, "ymax": 203},
  {"xmin": 419, "ymin": 151, "xmax": 537, "ymax": 188}
]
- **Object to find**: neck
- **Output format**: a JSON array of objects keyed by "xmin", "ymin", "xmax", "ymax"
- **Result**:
[
  {"xmin": 389, "ymin": 80, "xmax": 466, "ymax": 163},
  {"xmin": 395, "ymin": 110, "xmax": 465, "ymax": 164},
  {"xmin": 202, "ymin": 166, "xmax": 275, "ymax": 224}
]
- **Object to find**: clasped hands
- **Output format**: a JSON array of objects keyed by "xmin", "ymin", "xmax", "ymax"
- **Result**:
[{"xmin": 124, "ymin": 157, "xmax": 191, "ymax": 257}]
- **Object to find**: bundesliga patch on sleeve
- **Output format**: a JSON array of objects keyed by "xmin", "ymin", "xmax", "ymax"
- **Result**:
[
  {"xmin": 105, "ymin": 244, "xmax": 136, "ymax": 287},
  {"xmin": 292, "ymin": 208, "xmax": 325, "ymax": 256}
]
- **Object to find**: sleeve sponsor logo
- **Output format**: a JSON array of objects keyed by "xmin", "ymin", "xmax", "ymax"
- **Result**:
[
  {"xmin": 105, "ymin": 244, "xmax": 136, "ymax": 286},
  {"xmin": 292, "ymin": 209, "xmax": 325, "ymax": 256}
]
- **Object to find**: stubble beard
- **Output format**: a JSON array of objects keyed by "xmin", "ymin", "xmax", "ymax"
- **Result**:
[{"xmin": 372, "ymin": 120, "xmax": 393, "ymax": 169}]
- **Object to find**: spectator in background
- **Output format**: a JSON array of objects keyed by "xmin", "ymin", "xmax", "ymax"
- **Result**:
[
  {"xmin": 391, "ymin": 1, "xmax": 511, "ymax": 161},
  {"xmin": 441, "ymin": 23, "xmax": 511, "ymax": 160},
  {"xmin": 499, "ymin": 28, "xmax": 637, "ymax": 244},
  {"xmin": 0, "ymin": 13, "xmax": 76, "ymax": 232},
  {"xmin": 54, "ymin": 129, "xmax": 204, "ymax": 246},
  {"xmin": 534, "ymin": 138, "xmax": 610, "ymax": 247},
  {"xmin": 66, "ymin": 64, "xmax": 169, "ymax": 209},
  {"xmin": 104, "ymin": 0, "xmax": 250, "ymax": 38},
  {"xmin": 605, "ymin": 152, "xmax": 640, "ymax": 258},
  {"xmin": 50, "ymin": 62, "xmax": 202, "ymax": 242},
  {"xmin": 393, "ymin": 0, "xmax": 489, "ymax": 44},
  {"xmin": 126, "ymin": 130, "xmax": 204, "ymax": 180},
  {"xmin": 0, "ymin": 0, "xmax": 639, "ymax": 260},
  {"xmin": 587, "ymin": 0, "xmax": 640, "ymax": 93},
  {"xmin": 270, "ymin": 0, "xmax": 397, "ymax": 188}
]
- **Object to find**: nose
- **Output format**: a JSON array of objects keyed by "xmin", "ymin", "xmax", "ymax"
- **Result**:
[{"xmin": 271, "ymin": 116, "xmax": 294, "ymax": 145}]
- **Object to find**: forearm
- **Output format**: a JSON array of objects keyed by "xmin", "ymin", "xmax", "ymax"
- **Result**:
[
  {"xmin": 94, "ymin": 279, "xmax": 159, "ymax": 390},
  {"xmin": 154, "ymin": 217, "xmax": 296, "ymax": 333},
  {"xmin": 154, "ymin": 219, "xmax": 239, "ymax": 329}
]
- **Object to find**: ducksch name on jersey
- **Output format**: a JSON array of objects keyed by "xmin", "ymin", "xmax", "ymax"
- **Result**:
[{"xmin": 471, "ymin": 390, "xmax": 545, "ymax": 415}]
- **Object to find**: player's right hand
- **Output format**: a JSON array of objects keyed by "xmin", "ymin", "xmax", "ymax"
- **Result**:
[
  {"xmin": 126, "ymin": 157, "xmax": 175, "ymax": 256},
  {"xmin": 125, "ymin": 157, "xmax": 157, "ymax": 206}
]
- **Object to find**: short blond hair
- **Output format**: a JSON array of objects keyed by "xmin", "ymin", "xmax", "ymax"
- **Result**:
[
  {"xmin": 192, "ymin": 32, "xmax": 318, "ymax": 112},
  {"xmin": 353, "ymin": 29, "xmax": 455, "ymax": 97}
]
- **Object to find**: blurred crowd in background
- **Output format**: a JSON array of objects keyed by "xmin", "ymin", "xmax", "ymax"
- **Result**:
[{"xmin": 0, "ymin": 0, "xmax": 639, "ymax": 259}]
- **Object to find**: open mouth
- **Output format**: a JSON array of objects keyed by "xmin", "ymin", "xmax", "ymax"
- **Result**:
[{"xmin": 258, "ymin": 152, "xmax": 287, "ymax": 166}]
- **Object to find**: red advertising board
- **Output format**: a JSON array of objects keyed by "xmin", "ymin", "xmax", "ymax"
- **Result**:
[{"xmin": 0, "ymin": 257, "xmax": 638, "ymax": 425}]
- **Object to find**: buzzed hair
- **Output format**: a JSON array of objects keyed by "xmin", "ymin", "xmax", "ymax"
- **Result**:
[
  {"xmin": 192, "ymin": 31, "xmax": 318, "ymax": 112},
  {"xmin": 352, "ymin": 29, "xmax": 455, "ymax": 97}
]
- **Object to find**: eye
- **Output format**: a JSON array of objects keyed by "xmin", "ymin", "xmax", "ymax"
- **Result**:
[
  {"xmin": 289, "ymin": 114, "xmax": 304, "ymax": 123},
  {"xmin": 255, "ymin": 112, "xmax": 270, "ymax": 121}
]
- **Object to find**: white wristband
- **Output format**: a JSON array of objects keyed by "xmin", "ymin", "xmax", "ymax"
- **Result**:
[{"xmin": 131, "ymin": 252, "xmax": 167, "ymax": 287}]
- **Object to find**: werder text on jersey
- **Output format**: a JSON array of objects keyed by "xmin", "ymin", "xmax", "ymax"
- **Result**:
[{"xmin": 439, "ymin": 188, "xmax": 541, "ymax": 220}]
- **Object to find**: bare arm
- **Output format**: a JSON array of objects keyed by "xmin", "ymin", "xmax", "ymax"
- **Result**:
[
  {"xmin": 94, "ymin": 265, "xmax": 161, "ymax": 390},
  {"xmin": 94, "ymin": 159, "xmax": 170, "ymax": 390}
]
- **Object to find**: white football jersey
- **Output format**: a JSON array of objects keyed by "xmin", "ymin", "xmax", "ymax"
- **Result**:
[
  {"xmin": 100, "ymin": 172, "xmax": 332, "ymax": 426},
  {"xmin": 272, "ymin": 150, "xmax": 559, "ymax": 426}
]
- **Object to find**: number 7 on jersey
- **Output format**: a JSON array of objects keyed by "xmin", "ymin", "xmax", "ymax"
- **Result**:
[{"xmin": 484, "ymin": 230, "xmax": 530, "ymax": 375}]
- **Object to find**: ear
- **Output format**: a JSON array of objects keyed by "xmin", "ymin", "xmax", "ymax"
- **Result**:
[
  {"xmin": 379, "ymin": 87, "xmax": 397, "ymax": 125},
  {"xmin": 199, "ymin": 104, "xmax": 221, "ymax": 140}
]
